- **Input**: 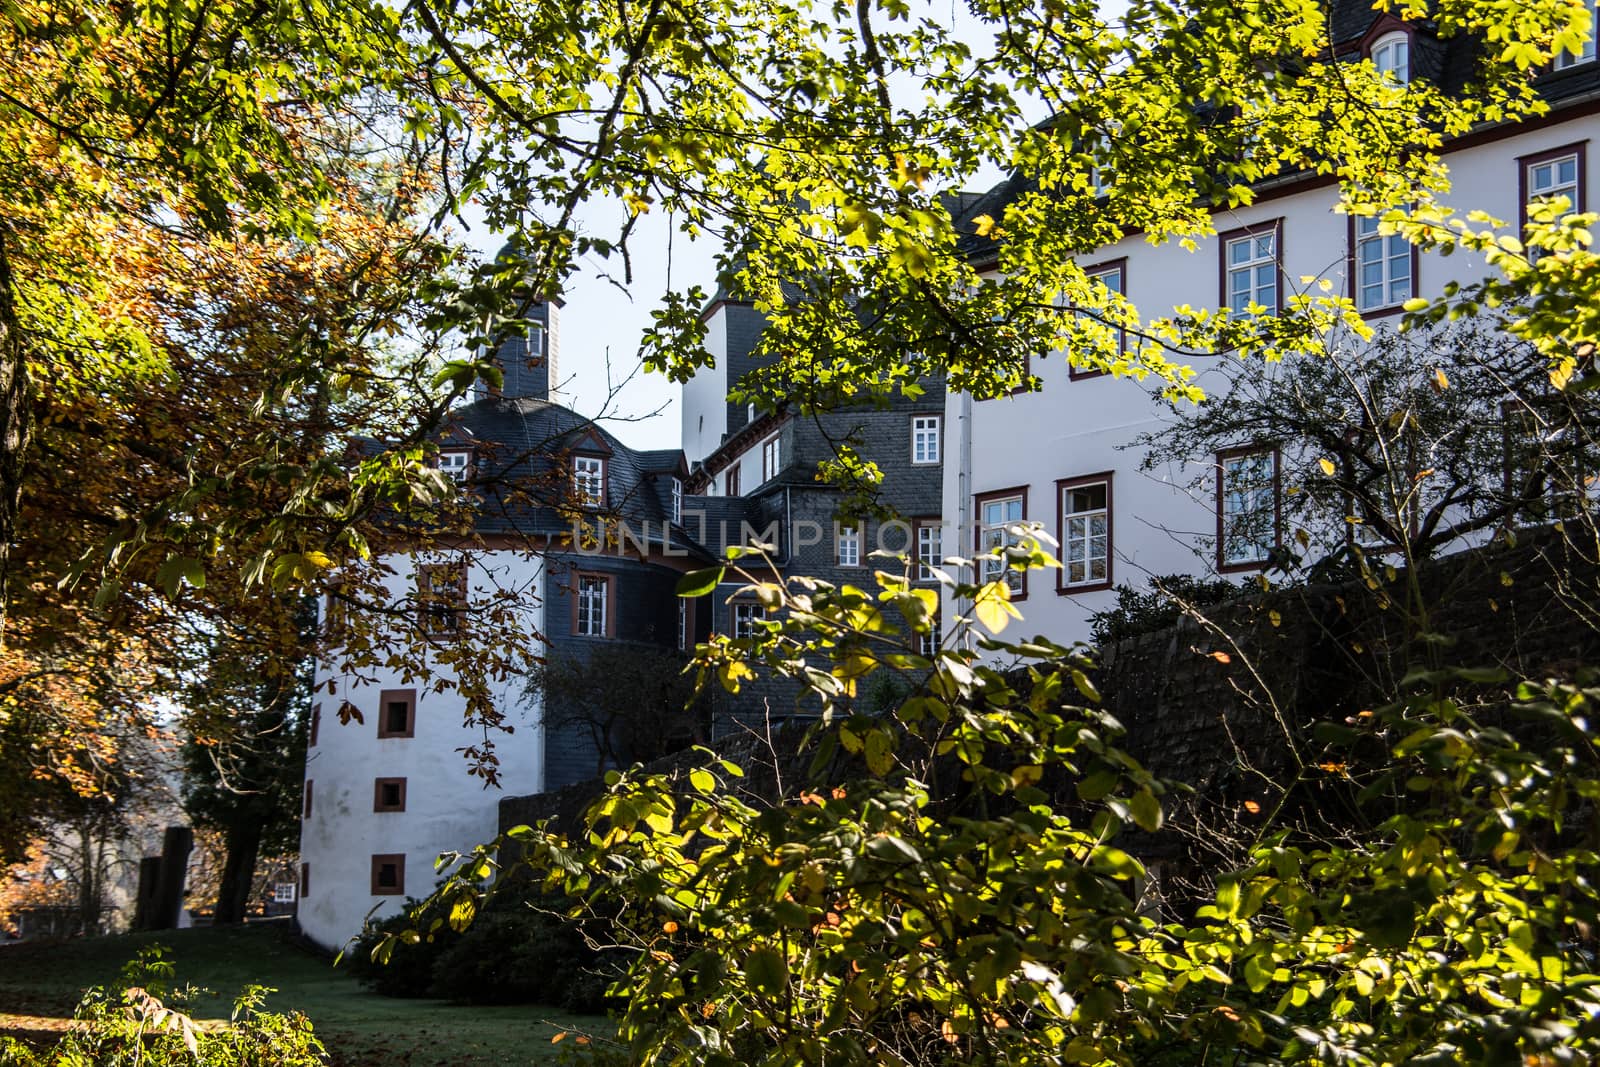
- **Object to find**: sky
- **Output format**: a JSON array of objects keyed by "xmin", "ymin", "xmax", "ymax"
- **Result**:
[
  {"xmin": 458, "ymin": 198, "xmax": 717, "ymax": 452},
  {"xmin": 453, "ymin": 0, "xmax": 1015, "ymax": 453}
]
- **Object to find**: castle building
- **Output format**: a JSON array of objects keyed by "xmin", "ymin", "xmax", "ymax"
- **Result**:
[
  {"xmin": 296, "ymin": 300, "xmax": 708, "ymax": 949},
  {"xmin": 297, "ymin": 11, "xmax": 1599, "ymax": 946},
  {"xmin": 942, "ymin": 16, "xmax": 1600, "ymax": 647}
]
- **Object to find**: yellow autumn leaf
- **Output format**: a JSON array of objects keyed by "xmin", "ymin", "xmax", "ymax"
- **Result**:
[
  {"xmin": 1318, "ymin": 458, "xmax": 1336, "ymax": 476},
  {"xmin": 974, "ymin": 580, "xmax": 1013, "ymax": 634}
]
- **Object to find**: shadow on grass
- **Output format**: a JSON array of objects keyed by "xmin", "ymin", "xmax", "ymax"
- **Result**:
[{"xmin": 0, "ymin": 922, "xmax": 612, "ymax": 1066}]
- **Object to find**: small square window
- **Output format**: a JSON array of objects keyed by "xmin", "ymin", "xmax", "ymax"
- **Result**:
[
  {"xmin": 371, "ymin": 854, "xmax": 405, "ymax": 896},
  {"xmin": 374, "ymin": 777, "xmax": 407, "ymax": 813},
  {"xmin": 273, "ymin": 883, "xmax": 297, "ymax": 904},
  {"xmin": 377, "ymin": 689, "xmax": 416, "ymax": 739},
  {"xmin": 437, "ymin": 449, "xmax": 472, "ymax": 484}
]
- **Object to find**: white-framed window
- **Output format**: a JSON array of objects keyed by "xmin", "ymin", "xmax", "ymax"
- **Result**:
[
  {"xmin": 761, "ymin": 434, "xmax": 782, "ymax": 482},
  {"xmin": 1060, "ymin": 478, "xmax": 1110, "ymax": 589},
  {"xmin": 272, "ymin": 883, "xmax": 297, "ymax": 904},
  {"xmin": 837, "ymin": 525, "xmax": 861, "ymax": 567},
  {"xmin": 1218, "ymin": 450, "xmax": 1278, "ymax": 568},
  {"xmin": 978, "ymin": 492, "xmax": 1026, "ymax": 593},
  {"xmin": 912, "ymin": 416, "xmax": 941, "ymax": 464},
  {"xmin": 1072, "ymin": 261, "xmax": 1127, "ymax": 379},
  {"xmin": 527, "ymin": 323, "xmax": 545, "ymax": 360},
  {"xmin": 573, "ymin": 456, "xmax": 605, "ymax": 507},
  {"xmin": 1224, "ymin": 227, "xmax": 1280, "ymax": 316},
  {"xmin": 1370, "ymin": 32, "xmax": 1410, "ymax": 83},
  {"xmin": 918, "ymin": 616, "xmax": 940, "ymax": 658},
  {"xmin": 916, "ymin": 521, "xmax": 943, "ymax": 582},
  {"xmin": 1353, "ymin": 215, "xmax": 1413, "ymax": 312},
  {"xmin": 670, "ymin": 477, "xmax": 683, "ymax": 524},
  {"xmin": 1527, "ymin": 151, "xmax": 1582, "ymax": 212},
  {"xmin": 437, "ymin": 449, "xmax": 472, "ymax": 484},
  {"xmin": 576, "ymin": 573, "xmax": 610, "ymax": 637},
  {"xmin": 677, "ymin": 599, "xmax": 688, "ymax": 649},
  {"xmin": 417, "ymin": 563, "xmax": 467, "ymax": 635},
  {"xmin": 1556, "ymin": 0, "xmax": 1598, "ymax": 68},
  {"xmin": 732, "ymin": 602, "xmax": 765, "ymax": 639}
]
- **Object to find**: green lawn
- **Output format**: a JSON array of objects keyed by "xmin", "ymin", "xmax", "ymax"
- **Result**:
[{"xmin": 0, "ymin": 922, "xmax": 614, "ymax": 1065}]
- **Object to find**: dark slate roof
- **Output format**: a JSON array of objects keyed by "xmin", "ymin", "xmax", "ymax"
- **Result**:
[
  {"xmin": 438, "ymin": 396, "xmax": 695, "ymax": 547},
  {"xmin": 680, "ymin": 495, "xmax": 779, "ymax": 558},
  {"xmin": 954, "ymin": 1, "xmax": 1598, "ymax": 267},
  {"xmin": 635, "ymin": 449, "xmax": 689, "ymax": 475}
]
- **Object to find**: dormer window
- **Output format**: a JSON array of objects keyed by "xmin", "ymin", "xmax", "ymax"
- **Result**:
[
  {"xmin": 1557, "ymin": 0, "xmax": 1598, "ymax": 68},
  {"xmin": 573, "ymin": 455, "xmax": 605, "ymax": 507},
  {"xmin": 1370, "ymin": 32, "xmax": 1410, "ymax": 84},
  {"xmin": 437, "ymin": 449, "xmax": 471, "ymax": 484}
]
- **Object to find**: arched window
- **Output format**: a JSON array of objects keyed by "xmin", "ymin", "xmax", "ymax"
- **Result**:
[{"xmin": 1370, "ymin": 32, "xmax": 1410, "ymax": 84}]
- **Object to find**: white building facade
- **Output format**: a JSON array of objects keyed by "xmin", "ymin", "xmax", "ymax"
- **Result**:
[
  {"xmin": 297, "ymin": 550, "xmax": 546, "ymax": 950},
  {"xmin": 945, "ymin": 65, "xmax": 1600, "ymax": 647}
]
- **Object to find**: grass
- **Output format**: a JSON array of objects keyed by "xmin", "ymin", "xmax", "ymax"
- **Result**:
[{"xmin": 0, "ymin": 922, "xmax": 613, "ymax": 1065}]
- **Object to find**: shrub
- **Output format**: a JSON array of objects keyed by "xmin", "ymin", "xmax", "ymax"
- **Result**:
[
  {"xmin": 346, "ymin": 885, "xmax": 615, "ymax": 1011},
  {"xmin": 343, "ymin": 897, "xmax": 455, "ymax": 997},
  {"xmin": 0, "ymin": 945, "xmax": 325, "ymax": 1067}
]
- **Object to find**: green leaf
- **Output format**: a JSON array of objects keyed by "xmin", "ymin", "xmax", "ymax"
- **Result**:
[
  {"xmin": 676, "ymin": 567, "xmax": 725, "ymax": 597},
  {"xmin": 864, "ymin": 729, "xmax": 894, "ymax": 776},
  {"xmin": 746, "ymin": 947, "xmax": 787, "ymax": 996},
  {"xmin": 1129, "ymin": 789, "xmax": 1163, "ymax": 832}
]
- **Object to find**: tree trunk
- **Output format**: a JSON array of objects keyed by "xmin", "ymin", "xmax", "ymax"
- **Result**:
[
  {"xmin": 0, "ymin": 230, "xmax": 33, "ymax": 652},
  {"xmin": 76, "ymin": 820, "xmax": 99, "ymax": 936},
  {"xmin": 214, "ymin": 820, "xmax": 263, "ymax": 924}
]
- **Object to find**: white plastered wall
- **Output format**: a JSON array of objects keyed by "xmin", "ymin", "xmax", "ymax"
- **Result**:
[{"xmin": 297, "ymin": 549, "xmax": 545, "ymax": 951}]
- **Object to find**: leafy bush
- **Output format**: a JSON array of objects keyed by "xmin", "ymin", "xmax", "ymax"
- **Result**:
[
  {"xmin": 431, "ymin": 898, "xmax": 616, "ymax": 1012},
  {"xmin": 1088, "ymin": 573, "xmax": 1246, "ymax": 645},
  {"xmin": 346, "ymin": 886, "xmax": 614, "ymax": 1011},
  {"xmin": 344, "ymin": 898, "xmax": 455, "ymax": 997},
  {"xmin": 0, "ymin": 945, "xmax": 325, "ymax": 1067},
  {"xmin": 399, "ymin": 549, "xmax": 1600, "ymax": 1065}
]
